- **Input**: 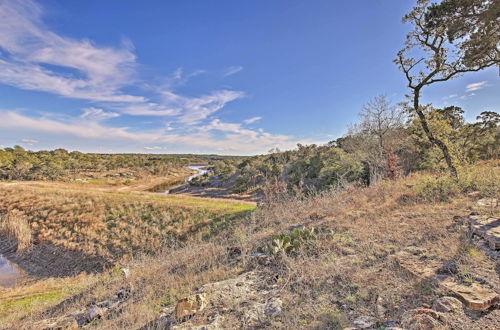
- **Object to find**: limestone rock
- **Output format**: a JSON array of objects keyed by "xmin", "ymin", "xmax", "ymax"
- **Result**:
[
  {"xmin": 175, "ymin": 293, "xmax": 207, "ymax": 320},
  {"xmin": 469, "ymin": 215, "xmax": 500, "ymax": 250},
  {"xmin": 32, "ymin": 316, "xmax": 78, "ymax": 330},
  {"xmin": 154, "ymin": 272, "xmax": 282, "ymax": 328},
  {"xmin": 87, "ymin": 305, "xmax": 106, "ymax": 321},
  {"xmin": 121, "ymin": 267, "xmax": 131, "ymax": 278},
  {"xmin": 401, "ymin": 308, "xmax": 444, "ymax": 330},
  {"xmin": 353, "ymin": 315, "xmax": 377, "ymax": 328},
  {"xmin": 476, "ymin": 198, "xmax": 498, "ymax": 208},
  {"xmin": 432, "ymin": 297, "xmax": 463, "ymax": 313},
  {"xmin": 395, "ymin": 250, "xmax": 499, "ymax": 311},
  {"xmin": 376, "ymin": 296, "xmax": 387, "ymax": 318},
  {"xmin": 264, "ymin": 297, "xmax": 283, "ymax": 318},
  {"xmin": 439, "ymin": 277, "xmax": 499, "ymax": 311}
]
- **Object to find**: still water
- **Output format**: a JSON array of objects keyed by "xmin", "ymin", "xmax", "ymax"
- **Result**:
[
  {"xmin": 164, "ymin": 165, "xmax": 208, "ymax": 194},
  {"xmin": 0, "ymin": 254, "xmax": 21, "ymax": 288}
]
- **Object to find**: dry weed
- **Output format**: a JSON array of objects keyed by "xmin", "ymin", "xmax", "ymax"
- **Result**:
[{"xmin": 0, "ymin": 210, "xmax": 32, "ymax": 251}]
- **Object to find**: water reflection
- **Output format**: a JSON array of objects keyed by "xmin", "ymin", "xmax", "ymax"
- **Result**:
[
  {"xmin": 0, "ymin": 254, "xmax": 21, "ymax": 288},
  {"xmin": 186, "ymin": 165, "xmax": 209, "ymax": 182},
  {"xmin": 164, "ymin": 165, "xmax": 208, "ymax": 194}
]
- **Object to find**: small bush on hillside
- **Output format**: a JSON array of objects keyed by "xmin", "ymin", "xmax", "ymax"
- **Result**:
[
  {"xmin": 414, "ymin": 176, "xmax": 460, "ymax": 202},
  {"xmin": 456, "ymin": 165, "xmax": 499, "ymax": 198},
  {"xmin": 414, "ymin": 164, "xmax": 499, "ymax": 202},
  {"xmin": 258, "ymin": 227, "xmax": 316, "ymax": 255}
]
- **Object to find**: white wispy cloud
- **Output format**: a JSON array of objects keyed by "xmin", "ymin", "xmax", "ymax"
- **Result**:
[
  {"xmin": 223, "ymin": 65, "xmax": 243, "ymax": 77},
  {"xmin": 442, "ymin": 94, "xmax": 458, "ymax": 100},
  {"xmin": 81, "ymin": 107, "xmax": 119, "ymax": 121},
  {"xmin": 0, "ymin": 0, "xmax": 144, "ymax": 103},
  {"xmin": 0, "ymin": 111, "xmax": 159, "ymax": 142},
  {"xmin": 465, "ymin": 81, "xmax": 487, "ymax": 92},
  {"xmin": 161, "ymin": 89, "xmax": 246, "ymax": 124},
  {"xmin": 459, "ymin": 92, "xmax": 475, "ymax": 100},
  {"xmin": 160, "ymin": 67, "xmax": 206, "ymax": 89},
  {"xmin": 20, "ymin": 138, "xmax": 38, "ymax": 144},
  {"xmin": 144, "ymin": 146, "xmax": 163, "ymax": 150},
  {"xmin": 0, "ymin": 110, "xmax": 315, "ymax": 154},
  {"xmin": 243, "ymin": 116, "xmax": 262, "ymax": 124},
  {"xmin": 0, "ymin": 1, "xmax": 247, "ymax": 125},
  {"xmin": 0, "ymin": 2, "xmax": 312, "ymax": 154},
  {"xmin": 115, "ymin": 102, "xmax": 181, "ymax": 117}
]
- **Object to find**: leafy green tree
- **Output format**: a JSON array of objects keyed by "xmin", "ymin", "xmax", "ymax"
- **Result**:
[
  {"xmin": 395, "ymin": 0, "xmax": 499, "ymax": 177},
  {"xmin": 409, "ymin": 107, "xmax": 499, "ymax": 168},
  {"xmin": 425, "ymin": 0, "xmax": 500, "ymax": 68}
]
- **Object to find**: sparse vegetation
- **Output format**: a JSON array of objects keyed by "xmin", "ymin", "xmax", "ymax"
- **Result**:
[{"xmin": 0, "ymin": 160, "xmax": 498, "ymax": 328}]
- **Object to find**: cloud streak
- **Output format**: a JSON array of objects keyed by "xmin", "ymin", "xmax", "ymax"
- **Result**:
[
  {"xmin": 0, "ymin": 0, "xmax": 144, "ymax": 102},
  {"xmin": 20, "ymin": 138, "xmax": 39, "ymax": 144},
  {"xmin": 0, "ymin": 110, "xmax": 313, "ymax": 154},
  {"xmin": 223, "ymin": 65, "xmax": 243, "ymax": 77},
  {"xmin": 81, "ymin": 108, "xmax": 119, "ymax": 121},
  {"xmin": 465, "ymin": 81, "xmax": 487, "ymax": 92},
  {"xmin": 161, "ymin": 89, "xmax": 246, "ymax": 124},
  {"xmin": 0, "ymin": 111, "xmax": 159, "ymax": 142},
  {"xmin": 243, "ymin": 116, "xmax": 262, "ymax": 124}
]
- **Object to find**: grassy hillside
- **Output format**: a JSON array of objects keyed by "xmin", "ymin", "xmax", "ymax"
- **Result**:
[
  {"xmin": 1, "ymin": 162, "xmax": 497, "ymax": 328},
  {"xmin": 0, "ymin": 184, "xmax": 254, "ymax": 262}
]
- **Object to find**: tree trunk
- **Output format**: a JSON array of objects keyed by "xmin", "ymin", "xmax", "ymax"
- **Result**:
[{"xmin": 413, "ymin": 89, "xmax": 458, "ymax": 178}]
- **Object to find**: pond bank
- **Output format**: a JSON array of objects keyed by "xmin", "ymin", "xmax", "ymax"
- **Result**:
[
  {"xmin": 164, "ymin": 165, "xmax": 208, "ymax": 194},
  {"xmin": 0, "ymin": 254, "xmax": 21, "ymax": 288},
  {"xmin": 0, "ymin": 237, "xmax": 108, "ymax": 282}
]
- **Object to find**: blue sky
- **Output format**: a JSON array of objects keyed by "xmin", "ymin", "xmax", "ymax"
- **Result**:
[{"xmin": 0, "ymin": 0, "xmax": 498, "ymax": 155}]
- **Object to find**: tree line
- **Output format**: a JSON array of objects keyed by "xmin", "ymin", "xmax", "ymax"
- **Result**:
[
  {"xmin": 209, "ymin": 100, "xmax": 498, "ymax": 193},
  {"xmin": 0, "ymin": 147, "xmax": 241, "ymax": 181}
]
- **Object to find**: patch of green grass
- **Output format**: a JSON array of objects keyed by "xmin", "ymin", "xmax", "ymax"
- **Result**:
[
  {"xmin": 0, "ymin": 289, "xmax": 64, "ymax": 318},
  {"xmin": 31, "ymin": 184, "xmax": 256, "ymax": 214},
  {"xmin": 466, "ymin": 246, "xmax": 482, "ymax": 259},
  {"xmin": 161, "ymin": 196, "xmax": 256, "ymax": 213},
  {"xmin": 343, "ymin": 294, "xmax": 357, "ymax": 303}
]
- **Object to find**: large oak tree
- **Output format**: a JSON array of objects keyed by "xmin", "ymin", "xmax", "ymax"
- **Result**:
[{"xmin": 395, "ymin": 0, "xmax": 499, "ymax": 177}]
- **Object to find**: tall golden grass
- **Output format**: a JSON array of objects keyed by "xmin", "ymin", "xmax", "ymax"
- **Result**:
[{"xmin": 0, "ymin": 210, "xmax": 32, "ymax": 251}]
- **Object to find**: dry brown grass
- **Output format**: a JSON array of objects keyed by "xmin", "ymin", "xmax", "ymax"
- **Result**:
[
  {"xmin": 3, "ymin": 163, "xmax": 499, "ymax": 329},
  {"xmin": 0, "ymin": 210, "xmax": 32, "ymax": 252},
  {"xmin": 0, "ymin": 185, "xmax": 252, "ymax": 262}
]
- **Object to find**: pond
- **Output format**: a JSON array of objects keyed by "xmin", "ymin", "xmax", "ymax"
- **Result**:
[
  {"xmin": 185, "ymin": 165, "xmax": 209, "ymax": 182},
  {"xmin": 0, "ymin": 254, "xmax": 21, "ymax": 288},
  {"xmin": 164, "ymin": 165, "xmax": 208, "ymax": 194}
]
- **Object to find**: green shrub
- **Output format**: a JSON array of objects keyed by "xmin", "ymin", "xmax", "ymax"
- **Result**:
[
  {"xmin": 456, "ymin": 165, "xmax": 499, "ymax": 198},
  {"xmin": 414, "ymin": 165, "xmax": 499, "ymax": 202},
  {"xmin": 414, "ymin": 175, "xmax": 459, "ymax": 201},
  {"xmin": 258, "ymin": 227, "xmax": 316, "ymax": 255}
]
